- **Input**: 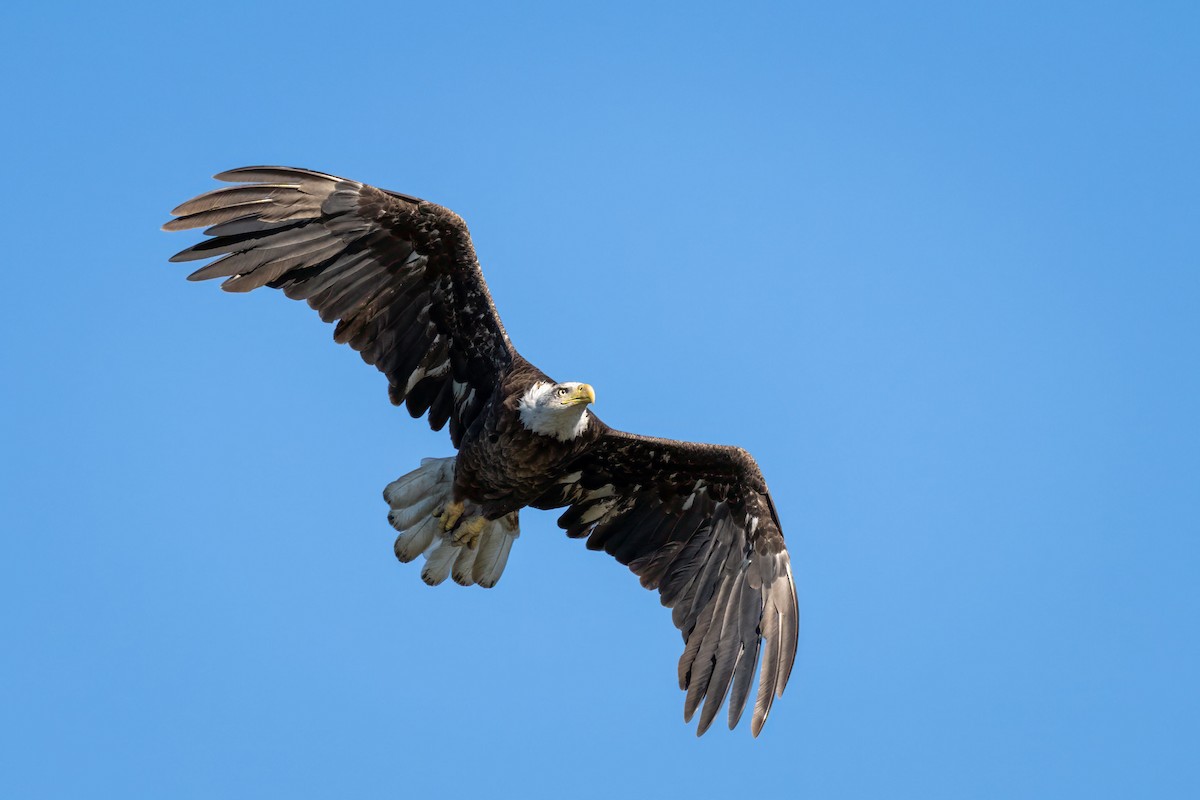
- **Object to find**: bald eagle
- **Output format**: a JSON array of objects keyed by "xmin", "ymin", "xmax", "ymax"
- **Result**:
[{"xmin": 165, "ymin": 167, "xmax": 798, "ymax": 736}]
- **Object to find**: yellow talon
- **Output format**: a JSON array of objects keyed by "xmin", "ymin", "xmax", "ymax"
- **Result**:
[
  {"xmin": 452, "ymin": 516, "xmax": 488, "ymax": 549},
  {"xmin": 437, "ymin": 500, "xmax": 465, "ymax": 531}
]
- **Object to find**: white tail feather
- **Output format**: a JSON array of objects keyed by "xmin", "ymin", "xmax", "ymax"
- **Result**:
[
  {"xmin": 383, "ymin": 456, "xmax": 520, "ymax": 588},
  {"xmin": 451, "ymin": 543, "xmax": 480, "ymax": 586},
  {"xmin": 474, "ymin": 519, "xmax": 518, "ymax": 588},
  {"xmin": 384, "ymin": 457, "xmax": 454, "ymax": 507},
  {"xmin": 387, "ymin": 494, "xmax": 441, "ymax": 531},
  {"xmin": 393, "ymin": 515, "xmax": 439, "ymax": 563},
  {"xmin": 421, "ymin": 541, "xmax": 461, "ymax": 585}
]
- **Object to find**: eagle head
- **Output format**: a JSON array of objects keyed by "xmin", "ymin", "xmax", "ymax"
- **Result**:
[{"xmin": 518, "ymin": 381, "xmax": 596, "ymax": 441}]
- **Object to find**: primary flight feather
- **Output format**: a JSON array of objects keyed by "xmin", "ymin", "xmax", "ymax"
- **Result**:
[{"xmin": 165, "ymin": 166, "xmax": 799, "ymax": 736}]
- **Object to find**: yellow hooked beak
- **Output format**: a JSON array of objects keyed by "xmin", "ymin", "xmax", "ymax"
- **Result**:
[{"xmin": 563, "ymin": 383, "xmax": 596, "ymax": 406}]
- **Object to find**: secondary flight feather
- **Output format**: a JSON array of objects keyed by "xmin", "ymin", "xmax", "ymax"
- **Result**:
[{"xmin": 165, "ymin": 166, "xmax": 798, "ymax": 736}]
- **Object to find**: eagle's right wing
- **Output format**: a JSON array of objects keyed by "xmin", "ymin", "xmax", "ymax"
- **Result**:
[
  {"xmin": 533, "ymin": 428, "xmax": 799, "ymax": 737},
  {"xmin": 165, "ymin": 167, "xmax": 514, "ymax": 447}
]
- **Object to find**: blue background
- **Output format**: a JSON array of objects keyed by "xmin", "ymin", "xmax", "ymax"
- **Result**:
[{"xmin": 3, "ymin": 2, "xmax": 1197, "ymax": 797}]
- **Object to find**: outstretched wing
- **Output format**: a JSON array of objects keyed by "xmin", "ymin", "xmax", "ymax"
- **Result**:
[
  {"xmin": 534, "ymin": 428, "xmax": 799, "ymax": 736},
  {"xmin": 164, "ymin": 167, "xmax": 514, "ymax": 447}
]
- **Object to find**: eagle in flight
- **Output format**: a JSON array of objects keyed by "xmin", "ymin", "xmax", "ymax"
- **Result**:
[{"xmin": 165, "ymin": 167, "xmax": 798, "ymax": 736}]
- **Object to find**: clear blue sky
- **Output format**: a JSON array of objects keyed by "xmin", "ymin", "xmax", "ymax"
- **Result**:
[{"xmin": 2, "ymin": 1, "xmax": 1197, "ymax": 797}]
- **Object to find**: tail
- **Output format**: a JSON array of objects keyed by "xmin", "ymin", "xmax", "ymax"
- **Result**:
[{"xmin": 383, "ymin": 457, "xmax": 519, "ymax": 588}]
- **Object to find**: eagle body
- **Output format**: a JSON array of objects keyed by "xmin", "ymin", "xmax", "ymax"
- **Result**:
[
  {"xmin": 451, "ymin": 357, "xmax": 593, "ymax": 519},
  {"xmin": 166, "ymin": 167, "xmax": 799, "ymax": 737}
]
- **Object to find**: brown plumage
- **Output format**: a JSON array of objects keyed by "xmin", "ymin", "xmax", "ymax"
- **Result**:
[{"xmin": 165, "ymin": 166, "xmax": 799, "ymax": 736}]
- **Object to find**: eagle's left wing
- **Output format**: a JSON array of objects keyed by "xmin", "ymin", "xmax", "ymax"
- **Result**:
[
  {"xmin": 532, "ymin": 429, "xmax": 798, "ymax": 737},
  {"xmin": 164, "ymin": 167, "xmax": 514, "ymax": 447}
]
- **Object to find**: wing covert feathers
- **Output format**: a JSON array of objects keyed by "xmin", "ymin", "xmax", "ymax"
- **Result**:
[
  {"xmin": 541, "ymin": 430, "xmax": 799, "ymax": 736},
  {"xmin": 165, "ymin": 166, "xmax": 513, "ymax": 446}
]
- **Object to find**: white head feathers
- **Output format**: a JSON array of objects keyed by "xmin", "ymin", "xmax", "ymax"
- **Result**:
[{"xmin": 518, "ymin": 381, "xmax": 594, "ymax": 441}]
